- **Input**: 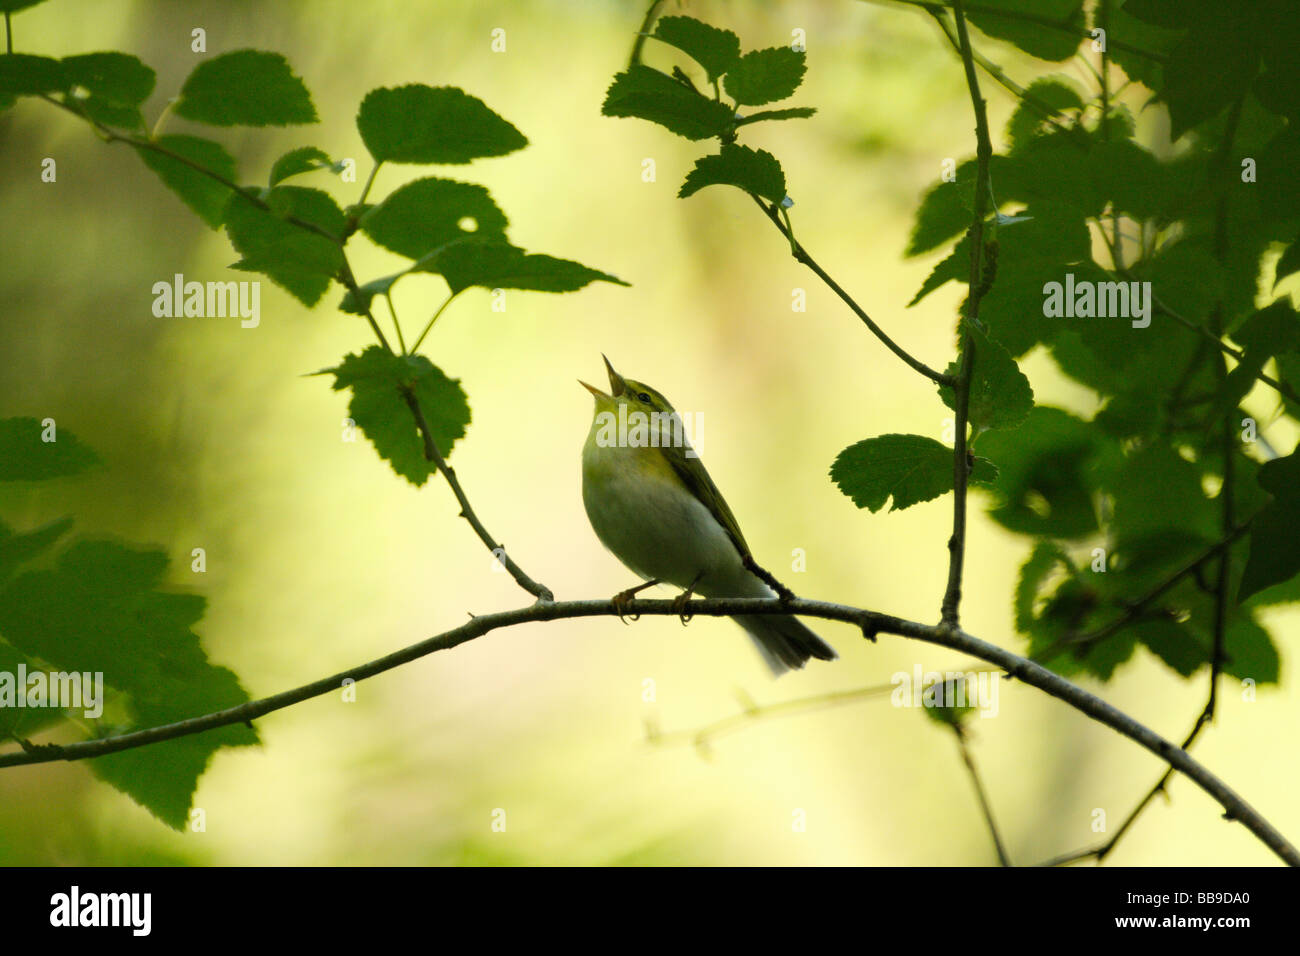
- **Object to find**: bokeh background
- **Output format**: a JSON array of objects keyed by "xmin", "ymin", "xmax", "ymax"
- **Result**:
[{"xmin": 0, "ymin": 0, "xmax": 1295, "ymax": 865}]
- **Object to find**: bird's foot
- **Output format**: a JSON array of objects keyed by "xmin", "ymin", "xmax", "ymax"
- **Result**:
[
  {"xmin": 612, "ymin": 580, "xmax": 659, "ymax": 623},
  {"xmin": 671, "ymin": 574, "xmax": 705, "ymax": 625}
]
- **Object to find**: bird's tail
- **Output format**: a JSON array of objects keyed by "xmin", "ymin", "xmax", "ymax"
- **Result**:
[
  {"xmin": 735, "ymin": 612, "xmax": 838, "ymax": 676},
  {"xmin": 708, "ymin": 572, "xmax": 837, "ymax": 676}
]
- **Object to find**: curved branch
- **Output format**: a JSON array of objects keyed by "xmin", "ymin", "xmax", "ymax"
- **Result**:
[
  {"xmin": 749, "ymin": 196, "xmax": 955, "ymax": 386},
  {"xmin": 1, "ymin": 596, "xmax": 1295, "ymax": 865}
]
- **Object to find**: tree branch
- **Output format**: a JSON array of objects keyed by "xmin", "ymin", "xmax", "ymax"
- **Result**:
[
  {"xmin": 1, "ymin": 595, "xmax": 1295, "ymax": 865},
  {"xmin": 940, "ymin": 0, "xmax": 994, "ymax": 628},
  {"xmin": 749, "ymin": 195, "xmax": 954, "ymax": 386},
  {"xmin": 400, "ymin": 386, "xmax": 554, "ymax": 602}
]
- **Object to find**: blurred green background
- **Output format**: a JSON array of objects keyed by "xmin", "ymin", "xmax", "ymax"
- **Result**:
[{"xmin": 0, "ymin": 0, "xmax": 1295, "ymax": 865}]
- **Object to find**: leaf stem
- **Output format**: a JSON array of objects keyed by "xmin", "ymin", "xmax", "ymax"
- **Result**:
[{"xmin": 409, "ymin": 291, "xmax": 460, "ymax": 354}]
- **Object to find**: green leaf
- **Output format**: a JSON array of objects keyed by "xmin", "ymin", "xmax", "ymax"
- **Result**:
[
  {"xmin": 134, "ymin": 134, "xmax": 238, "ymax": 229},
  {"xmin": 360, "ymin": 177, "xmax": 509, "ymax": 260},
  {"xmin": 60, "ymin": 52, "xmax": 154, "ymax": 106},
  {"xmin": 339, "ymin": 273, "xmax": 403, "ymax": 316},
  {"xmin": 1133, "ymin": 618, "xmax": 1205, "ymax": 678},
  {"xmin": 319, "ymin": 347, "xmax": 471, "ymax": 486},
  {"xmin": 0, "ymin": 53, "xmax": 64, "ymax": 94},
  {"xmin": 1005, "ymin": 76, "xmax": 1085, "ymax": 150},
  {"xmin": 734, "ymin": 106, "xmax": 817, "ymax": 126},
  {"xmin": 908, "ymin": 242, "xmax": 967, "ymax": 307},
  {"xmin": 357, "ymin": 85, "xmax": 527, "ymax": 164},
  {"xmin": 1109, "ymin": 445, "xmax": 1217, "ymax": 541},
  {"xmin": 939, "ymin": 326, "xmax": 1035, "ymax": 430},
  {"xmin": 678, "ymin": 143, "xmax": 786, "ymax": 204},
  {"xmin": 269, "ymin": 146, "xmax": 331, "ymax": 186},
  {"xmin": 0, "ymin": 516, "xmax": 72, "ymax": 582},
  {"xmin": 1160, "ymin": 10, "xmax": 1261, "ymax": 139},
  {"xmin": 1274, "ymin": 234, "xmax": 1300, "ymax": 289},
  {"xmin": 1239, "ymin": 448, "xmax": 1300, "ymax": 602},
  {"xmin": 1222, "ymin": 611, "xmax": 1279, "ymax": 684},
  {"xmin": 1088, "ymin": 139, "xmax": 1167, "ymax": 220},
  {"xmin": 966, "ymin": 0, "xmax": 1085, "ymax": 62},
  {"xmin": 830, "ymin": 434, "xmax": 997, "ymax": 513},
  {"xmin": 175, "ymin": 49, "xmax": 317, "ymax": 126},
  {"xmin": 0, "ymin": 417, "xmax": 99, "ymax": 480},
  {"xmin": 0, "ymin": 539, "xmax": 258, "ymax": 828},
  {"xmin": 224, "ymin": 186, "xmax": 345, "ymax": 306},
  {"xmin": 652, "ymin": 16, "xmax": 741, "ymax": 82},
  {"xmin": 976, "ymin": 406, "xmax": 1099, "ymax": 538},
  {"xmin": 722, "ymin": 47, "xmax": 806, "ymax": 106},
  {"xmin": 1106, "ymin": 4, "xmax": 1181, "ymax": 89},
  {"xmin": 1014, "ymin": 541, "xmax": 1070, "ymax": 632},
  {"xmin": 0, "ymin": 0, "xmax": 50, "ymax": 11},
  {"xmin": 602, "ymin": 65, "xmax": 735, "ymax": 141},
  {"xmin": 418, "ymin": 241, "xmax": 629, "ymax": 295}
]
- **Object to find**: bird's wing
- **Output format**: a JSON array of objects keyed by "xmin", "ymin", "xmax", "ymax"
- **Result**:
[{"xmin": 661, "ymin": 439, "xmax": 752, "ymax": 560}]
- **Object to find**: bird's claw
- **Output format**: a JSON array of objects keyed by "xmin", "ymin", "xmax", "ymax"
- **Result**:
[
  {"xmin": 612, "ymin": 580, "xmax": 658, "ymax": 624},
  {"xmin": 671, "ymin": 588, "xmax": 696, "ymax": 625}
]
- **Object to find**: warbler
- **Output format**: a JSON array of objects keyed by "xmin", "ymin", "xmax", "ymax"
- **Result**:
[{"xmin": 580, "ymin": 356, "xmax": 837, "ymax": 675}]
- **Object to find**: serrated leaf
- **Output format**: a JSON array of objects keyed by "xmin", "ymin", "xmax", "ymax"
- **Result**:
[
  {"xmin": 0, "ymin": 516, "xmax": 73, "ymax": 582},
  {"xmin": 0, "ymin": 417, "xmax": 99, "ymax": 480},
  {"xmin": 1088, "ymin": 139, "xmax": 1167, "ymax": 220},
  {"xmin": 939, "ymin": 326, "xmax": 1035, "ymax": 430},
  {"xmin": 722, "ymin": 47, "xmax": 806, "ymax": 106},
  {"xmin": 269, "ymin": 146, "xmax": 331, "ymax": 186},
  {"xmin": 357, "ymin": 85, "xmax": 527, "ymax": 164},
  {"xmin": 319, "ymin": 347, "xmax": 470, "ymax": 485},
  {"xmin": 966, "ymin": 0, "xmax": 1086, "ymax": 62},
  {"xmin": 134, "ymin": 134, "xmax": 238, "ymax": 228},
  {"xmin": 175, "ymin": 49, "xmax": 317, "ymax": 127},
  {"xmin": 602, "ymin": 65, "xmax": 735, "ymax": 140},
  {"xmin": 417, "ymin": 241, "xmax": 628, "ymax": 295},
  {"xmin": 1134, "ymin": 618, "xmax": 1205, "ymax": 677},
  {"xmin": 60, "ymin": 52, "xmax": 154, "ymax": 106},
  {"xmin": 360, "ymin": 177, "xmax": 508, "ymax": 259},
  {"xmin": 679, "ymin": 143, "xmax": 786, "ymax": 204},
  {"xmin": 0, "ymin": 539, "xmax": 258, "ymax": 829},
  {"xmin": 1275, "ymin": 234, "xmax": 1300, "ymax": 290},
  {"xmin": 652, "ymin": 16, "xmax": 740, "ymax": 82},
  {"xmin": 1160, "ymin": 10, "xmax": 1261, "ymax": 139},
  {"xmin": 1006, "ymin": 76, "xmax": 1085, "ymax": 150},
  {"xmin": 830, "ymin": 433, "xmax": 997, "ymax": 513},
  {"xmin": 0, "ymin": 53, "xmax": 64, "ymax": 94},
  {"xmin": 976, "ymin": 406, "xmax": 1099, "ymax": 538},
  {"xmin": 734, "ymin": 106, "xmax": 816, "ymax": 126},
  {"xmin": 1221, "ymin": 611, "xmax": 1279, "ymax": 684},
  {"xmin": 1239, "ymin": 448, "xmax": 1300, "ymax": 602},
  {"xmin": 1015, "ymin": 541, "xmax": 1070, "ymax": 632},
  {"xmin": 224, "ymin": 186, "xmax": 345, "ymax": 306}
]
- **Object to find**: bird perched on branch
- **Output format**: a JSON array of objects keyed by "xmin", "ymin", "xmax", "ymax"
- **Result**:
[{"xmin": 581, "ymin": 355, "xmax": 837, "ymax": 675}]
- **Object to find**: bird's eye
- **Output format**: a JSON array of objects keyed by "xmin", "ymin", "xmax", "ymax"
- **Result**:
[{"xmin": 637, "ymin": 392, "xmax": 651, "ymax": 403}]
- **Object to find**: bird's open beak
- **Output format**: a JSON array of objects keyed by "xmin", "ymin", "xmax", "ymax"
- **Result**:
[
  {"xmin": 602, "ymin": 353, "xmax": 627, "ymax": 397},
  {"xmin": 579, "ymin": 379, "xmax": 609, "ymax": 399}
]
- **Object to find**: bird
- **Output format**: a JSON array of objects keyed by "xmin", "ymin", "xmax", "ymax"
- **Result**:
[{"xmin": 580, "ymin": 355, "xmax": 837, "ymax": 675}]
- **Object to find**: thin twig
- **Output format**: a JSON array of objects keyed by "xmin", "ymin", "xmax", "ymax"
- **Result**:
[
  {"xmin": 0, "ymin": 595, "xmax": 1293, "ymax": 865},
  {"xmin": 401, "ymin": 386, "xmax": 554, "ymax": 603},
  {"xmin": 940, "ymin": 0, "xmax": 994, "ymax": 628},
  {"xmin": 749, "ymin": 195, "xmax": 954, "ymax": 386},
  {"xmin": 953, "ymin": 725, "xmax": 1012, "ymax": 866}
]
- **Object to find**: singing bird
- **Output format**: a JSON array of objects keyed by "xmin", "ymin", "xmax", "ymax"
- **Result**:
[{"xmin": 580, "ymin": 356, "xmax": 837, "ymax": 675}]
